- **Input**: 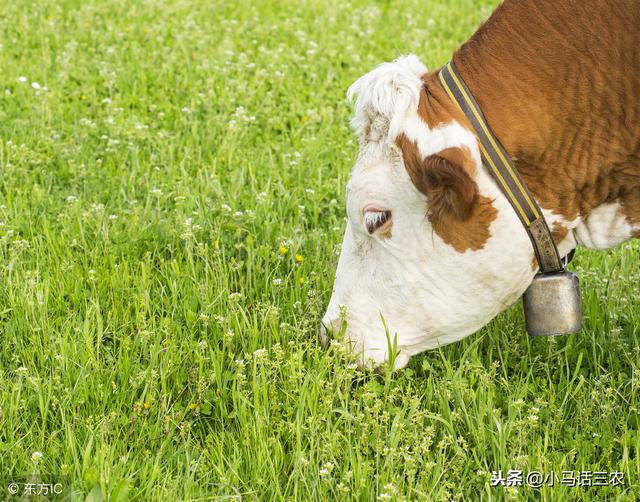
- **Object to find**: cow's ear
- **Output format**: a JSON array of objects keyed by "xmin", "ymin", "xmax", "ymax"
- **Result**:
[
  {"xmin": 397, "ymin": 135, "xmax": 498, "ymax": 252},
  {"xmin": 400, "ymin": 141, "xmax": 479, "ymax": 221},
  {"xmin": 420, "ymin": 148, "xmax": 479, "ymax": 222}
]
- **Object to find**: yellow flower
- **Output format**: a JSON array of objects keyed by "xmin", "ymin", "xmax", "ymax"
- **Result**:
[
  {"xmin": 295, "ymin": 253, "xmax": 303, "ymax": 263},
  {"xmin": 299, "ymin": 277, "xmax": 305, "ymax": 285},
  {"xmin": 143, "ymin": 401, "xmax": 152, "ymax": 410},
  {"xmin": 279, "ymin": 246, "xmax": 288, "ymax": 255}
]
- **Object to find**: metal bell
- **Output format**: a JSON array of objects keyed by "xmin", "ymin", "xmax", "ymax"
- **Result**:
[{"xmin": 523, "ymin": 271, "xmax": 582, "ymax": 336}]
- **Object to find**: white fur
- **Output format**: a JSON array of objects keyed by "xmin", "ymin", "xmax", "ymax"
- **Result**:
[
  {"xmin": 541, "ymin": 202, "xmax": 636, "ymax": 256},
  {"xmin": 325, "ymin": 55, "xmax": 533, "ymax": 369},
  {"xmin": 348, "ymin": 55, "xmax": 427, "ymax": 142},
  {"xmin": 574, "ymin": 202, "xmax": 635, "ymax": 249},
  {"xmin": 324, "ymin": 55, "xmax": 636, "ymax": 370}
]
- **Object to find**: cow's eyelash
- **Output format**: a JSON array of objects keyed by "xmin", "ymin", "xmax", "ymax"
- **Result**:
[{"xmin": 364, "ymin": 210, "xmax": 391, "ymax": 234}]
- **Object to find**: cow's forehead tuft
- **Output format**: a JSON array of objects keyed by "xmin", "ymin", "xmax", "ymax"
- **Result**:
[{"xmin": 347, "ymin": 55, "xmax": 428, "ymax": 143}]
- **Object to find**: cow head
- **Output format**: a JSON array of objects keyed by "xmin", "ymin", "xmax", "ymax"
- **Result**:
[{"xmin": 322, "ymin": 55, "xmax": 544, "ymax": 370}]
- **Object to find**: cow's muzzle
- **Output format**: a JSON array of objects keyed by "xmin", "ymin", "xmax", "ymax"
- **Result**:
[{"xmin": 319, "ymin": 318, "xmax": 344, "ymax": 348}]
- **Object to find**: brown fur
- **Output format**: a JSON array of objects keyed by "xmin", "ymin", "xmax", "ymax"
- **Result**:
[
  {"xmin": 395, "ymin": 0, "xmax": 638, "ymax": 253},
  {"xmin": 450, "ymin": 0, "xmax": 640, "ymax": 228},
  {"xmin": 396, "ymin": 134, "xmax": 497, "ymax": 251},
  {"xmin": 433, "ymin": 195, "xmax": 498, "ymax": 253},
  {"xmin": 379, "ymin": 222, "xmax": 393, "ymax": 240}
]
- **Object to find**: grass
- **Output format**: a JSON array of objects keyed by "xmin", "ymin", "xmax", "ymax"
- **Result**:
[{"xmin": 0, "ymin": 0, "xmax": 638, "ymax": 500}]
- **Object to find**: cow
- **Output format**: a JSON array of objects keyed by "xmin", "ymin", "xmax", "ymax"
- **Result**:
[{"xmin": 321, "ymin": 0, "xmax": 640, "ymax": 370}]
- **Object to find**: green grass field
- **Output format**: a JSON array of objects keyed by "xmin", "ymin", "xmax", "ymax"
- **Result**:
[{"xmin": 1, "ymin": 0, "xmax": 639, "ymax": 500}]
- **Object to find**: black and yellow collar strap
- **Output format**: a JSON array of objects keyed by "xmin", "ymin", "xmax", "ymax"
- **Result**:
[{"xmin": 438, "ymin": 60, "xmax": 563, "ymax": 274}]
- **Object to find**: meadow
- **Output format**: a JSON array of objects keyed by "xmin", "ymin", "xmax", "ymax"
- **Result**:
[{"xmin": 0, "ymin": 0, "xmax": 639, "ymax": 499}]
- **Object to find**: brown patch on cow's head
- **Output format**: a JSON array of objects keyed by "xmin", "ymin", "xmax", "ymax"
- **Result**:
[
  {"xmin": 417, "ymin": 72, "xmax": 469, "ymax": 129},
  {"xmin": 396, "ymin": 133, "xmax": 497, "ymax": 252},
  {"xmin": 417, "ymin": 85, "xmax": 442, "ymax": 129},
  {"xmin": 433, "ymin": 195, "xmax": 498, "ymax": 252}
]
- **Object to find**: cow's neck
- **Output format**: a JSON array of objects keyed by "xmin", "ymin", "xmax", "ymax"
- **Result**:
[{"xmin": 448, "ymin": 0, "xmax": 640, "ymax": 247}]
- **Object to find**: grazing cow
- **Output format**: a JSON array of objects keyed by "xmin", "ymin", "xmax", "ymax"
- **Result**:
[{"xmin": 322, "ymin": 0, "xmax": 640, "ymax": 369}]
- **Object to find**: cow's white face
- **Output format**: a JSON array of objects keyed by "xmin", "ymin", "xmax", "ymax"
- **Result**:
[{"xmin": 322, "ymin": 55, "xmax": 546, "ymax": 369}]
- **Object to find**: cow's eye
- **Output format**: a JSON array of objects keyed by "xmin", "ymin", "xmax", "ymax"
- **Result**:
[{"xmin": 363, "ymin": 209, "xmax": 392, "ymax": 235}]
